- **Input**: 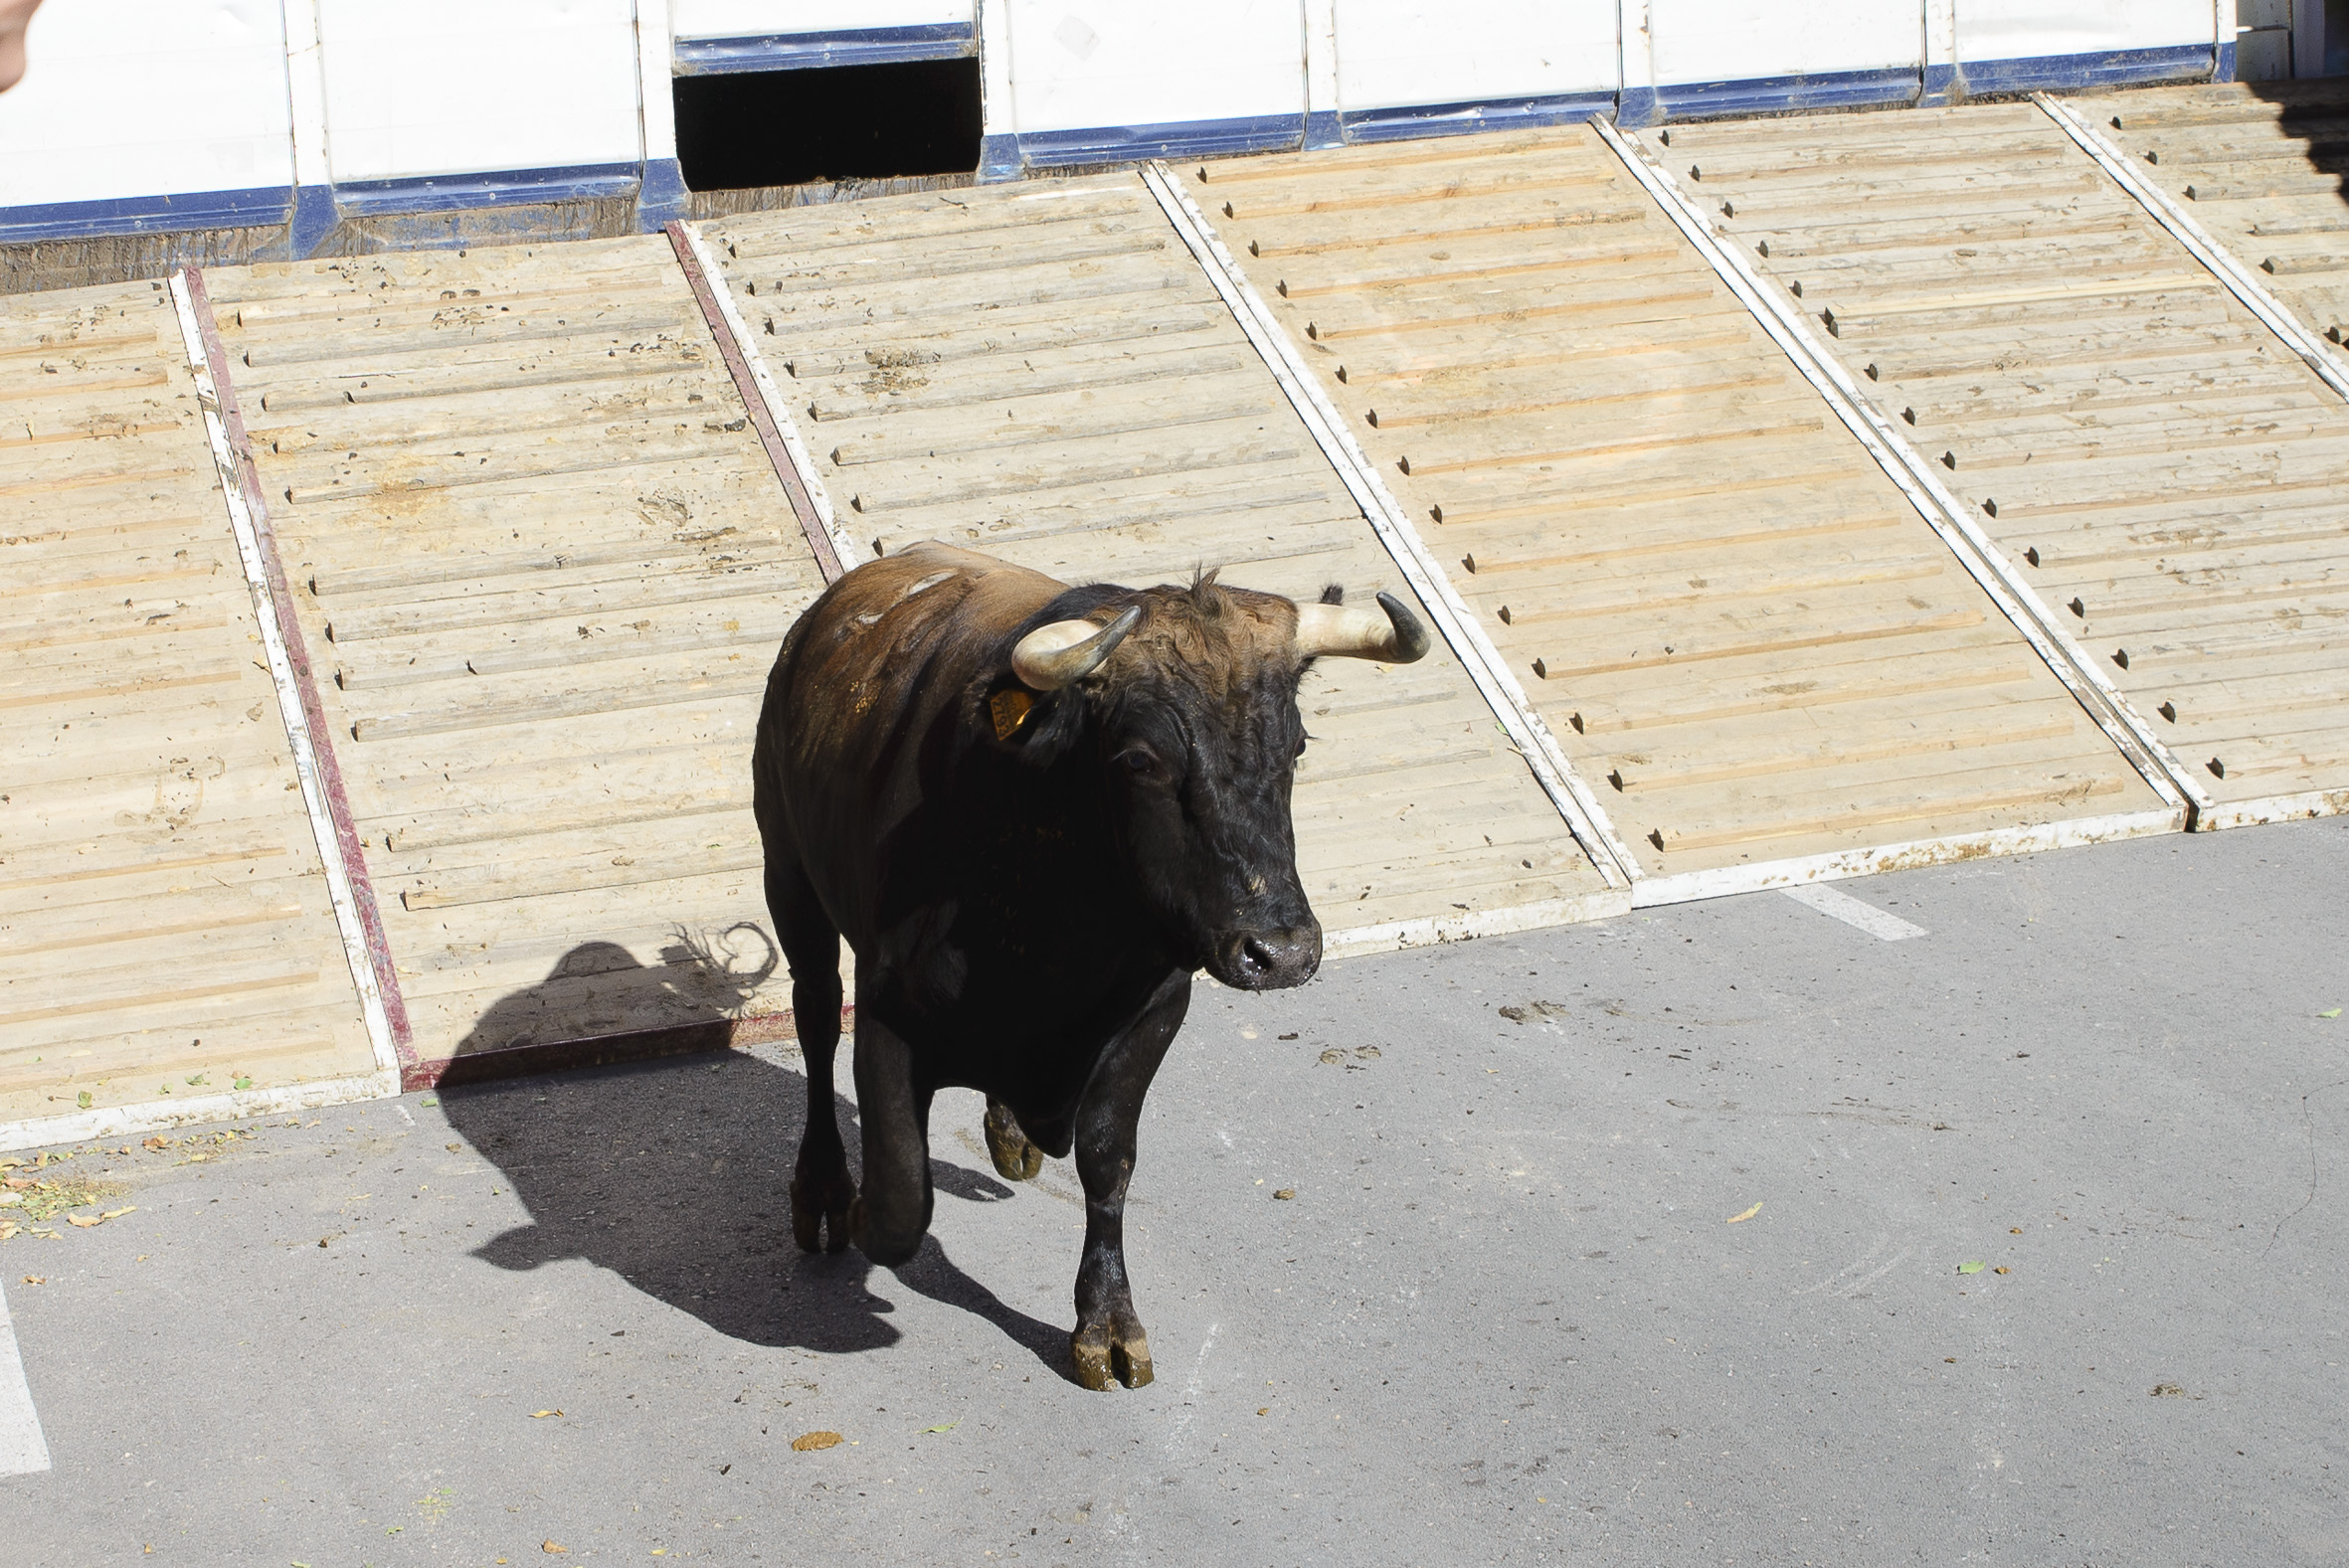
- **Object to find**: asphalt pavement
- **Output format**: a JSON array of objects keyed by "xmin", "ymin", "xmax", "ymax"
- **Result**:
[{"xmin": 2, "ymin": 817, "xmax": 2344, "ymax": 1566}]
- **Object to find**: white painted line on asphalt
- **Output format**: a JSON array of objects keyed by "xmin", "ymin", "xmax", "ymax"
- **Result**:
[
  {"xmin": 1164, "ymin": 1321, "xmax": 1218, "ymax": 1460},
  {"xmin": 1781, "ymin": 884, "xmax": 1927, "ymax": 942},
  {"xmin": 0, "ymin": 1276, "xmax": 52, "ymax": 1478}
]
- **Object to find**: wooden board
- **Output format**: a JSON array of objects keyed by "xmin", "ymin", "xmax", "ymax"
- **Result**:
[
  {"xmin": 1176, "ymin": 125, "xmax": 2172, "ymax": 883},
  {"xmin": 200, "ymin": 239, "xmax": 838, "ymax": 1079},
  {"xmin": 0, "ymin": 281, "xmax": 380, "ymax": 1143},
  {"xmin": 2074, "ymin": 82, "xmax": 2349, "ymax": 346},
  {"xmin": 698, "ymin": 174, "xmax": 1624, "ymax": 948},
  {"xmin": 1663, "ymin": 99, "xmax": 2349, "ymax": 824}
]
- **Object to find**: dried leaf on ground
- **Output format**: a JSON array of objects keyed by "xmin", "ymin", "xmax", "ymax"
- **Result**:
[
  {"xmin": 1274, "ymin": 1187, "xmax": 1297, "ymax": 1200},
  {"xmin": 542, "ymin": 1542, "xmax": 569, "ymax": 1554},
  {"xmin": 100, "ymin": 1207, "xmax": 134, "ymax": 1221},
  {"xmin": 791, "ymin": 1431, "xmax": 844, "ymax": 1452},
  {"xmin": 1956, "ymin": 1260, "xmax": 1986, "ymax": 1275},
  {"xmin": 66, "ymin": 1215, "xmax": 99, "ymax": 1229},
  {"xmin": 20, "ymin": 1275, "xmax": 43, "ymax": 1285},
  {"xmin": 922, "ymin": 1422, "xmax": 958, "ymax": 1433},
  {"xmin": 531, "ymin": 1410, "xmax": 563, "ymax": 1419},
  {"xmin": 1726, "ymin": 1202, "xmax": 1763, "ymax": 1224},
  {"xmin": 2321, "ymin": 1008, "xmax": 2342, "ymax": 1019}
]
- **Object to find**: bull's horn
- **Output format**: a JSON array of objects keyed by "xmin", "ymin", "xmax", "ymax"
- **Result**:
[
  {"xmin": 1294, "ymin": 591, "xmax": 1431, "ymax": 663},
  {"xmin": 1010, "ymin": 605, "xmax": 1143, "ymax": 690}
]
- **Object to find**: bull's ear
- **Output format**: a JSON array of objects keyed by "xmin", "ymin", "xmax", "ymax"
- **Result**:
[{"xmin": 980, "ymin": 678, "xmax": 1087, "ymax": 766}]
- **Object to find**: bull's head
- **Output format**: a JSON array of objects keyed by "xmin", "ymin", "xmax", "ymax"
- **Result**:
[{"xmin": 990, "ymin": 575, "xmax": 1429, "ymax": 991}]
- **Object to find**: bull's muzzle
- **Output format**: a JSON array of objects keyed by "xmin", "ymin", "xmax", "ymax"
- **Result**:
[{"xmin": 1211, "ymin": 925, "xmax": 1323, "ymax": 990}]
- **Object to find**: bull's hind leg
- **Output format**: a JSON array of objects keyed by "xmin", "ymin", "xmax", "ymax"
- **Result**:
[
  {"xmin": 983, "ymin": 1098, "xmax": 1046, "ymax": 1182},
  {"xmin": 1070, "ymin": 968, "xmax": 1191, "ymax": 1391},
  {"xmin": 847, "ymin": 990, "xmax": 934, "ymax": 1267},
  {"xmin": 766, "ymin": 855, "xmax": 852, "ymax": 1253}
]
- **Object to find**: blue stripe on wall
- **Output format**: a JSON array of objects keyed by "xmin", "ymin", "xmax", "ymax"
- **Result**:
[
  {"xmin": 673, "ymin": 23, "xmax": 976, "ymax": 75},
  {"xmin": 1655, "ymin": 65, "xmax": 1921, "ymax": 121},
  {"xmin": 1012, "ymin": 113, "xmax": 1306, "ymax": 171},
  {"xmin": 331, "ymin": 163, "xmax": 641, "ymax": 217},
  {"xmin": 1958, "ymin": 44, "xmax": 2216, "ymax": 95},
  {"xmin": 1343, "ymin": 89, "xmax": 1619, "ymax": 144},
  {"xmin": 0, "ymin": 185, "xmax": 291, "ymax": 245}
]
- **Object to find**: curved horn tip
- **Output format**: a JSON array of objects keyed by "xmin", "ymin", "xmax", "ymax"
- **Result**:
[
  {"xmin": 1010, "ymin": 604, "xmax": 1142, "ymax": 691},
  {"xmin": 1375, "ymin": 590, "xmax": 1431, "ymax": 663}
]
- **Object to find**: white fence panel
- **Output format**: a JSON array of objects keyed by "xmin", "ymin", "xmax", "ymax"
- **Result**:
[
  {"xmin": 316, "ymin": 0, "xmax": 641, "ymax": 184},
  {"xmin": 1333, "ymin": 0, "xmax": 1619, "ymax": 114},
  {"xmin": 0, "ymin": 0, "xmax": 291, "ymax": 212},
  {"xmin": 1957, "ymin": 0, "xmax": 2217, "ymax": 64},
  {"xmin": 672, "ymin": 0, "xmax": 972, "ymax": 39},
  {"xmin": 1649, "ymin": 0, "xmax": 1922, "ymax": 87},
  {"xmin": 1002, "ymin": 0, "xmax": 1304, "ymax": 136}
]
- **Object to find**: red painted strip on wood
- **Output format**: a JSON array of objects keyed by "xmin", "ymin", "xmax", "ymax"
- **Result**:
[
  {"xmin": 401, "ymin": 1007, "xmax": 846, "ymax": 1092},
  {"xmin": 181, "ymin": 266, "xmax": 415, "ymax": 1059},
  {"xmin": 663, "ymin": 220, "xmax": 847, "ymax": 585}
]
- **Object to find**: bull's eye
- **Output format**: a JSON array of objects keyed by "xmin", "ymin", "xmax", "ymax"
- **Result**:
[
  {"xmin": 1118, "ymin": 749, "xmax": 1156, "ymax": 775},
  {"xmin": 1294, "ymin": 734, "xmax": 1309, "ymax": 759}
]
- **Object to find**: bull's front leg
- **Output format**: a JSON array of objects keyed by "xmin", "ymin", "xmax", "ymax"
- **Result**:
[{"xmin": 1069, "ymin": 967, "xmax": 1190, "ymax": 1391}]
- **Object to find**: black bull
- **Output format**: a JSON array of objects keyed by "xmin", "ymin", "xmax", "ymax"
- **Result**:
[{"xmin": 752, "ymin": 542, "xmax": 1427, "ymax": 1389}]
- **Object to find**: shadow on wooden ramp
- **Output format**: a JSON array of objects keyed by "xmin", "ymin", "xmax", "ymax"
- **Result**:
[
  {"xmin": 417, "ymin": 932, "xmax": 789, "ymax": 1091},
  {"xmin": 443, "ymin": 1040, "xmax": 1075, "ymax": 1379}
]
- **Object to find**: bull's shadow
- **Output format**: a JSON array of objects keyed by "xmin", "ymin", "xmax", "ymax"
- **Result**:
[{"xmin": 442, "ymin": 940, "xmax": 1072, "ymax": 1374}]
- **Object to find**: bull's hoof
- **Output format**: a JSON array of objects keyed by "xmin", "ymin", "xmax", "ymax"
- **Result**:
[
  {"xmin": 790, "ymin": 1171, "xmax": 853, "ymax": 1255},
  {"xmin": 1071, "ymin": 1320, "xmax": 1154, "ymax": 1391},
  {"xmin": 983, "ymin": 1102, "xmax": 1046, "ymax": 1182},
  {"xmin": 847, "ymin": 1196, "xmax": 925, "ymax": 1267}
]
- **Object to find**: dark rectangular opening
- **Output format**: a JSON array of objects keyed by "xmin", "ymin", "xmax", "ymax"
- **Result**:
[{"xmin": 672, "ymin": 58, "xmax": 982, "ymax": 190}]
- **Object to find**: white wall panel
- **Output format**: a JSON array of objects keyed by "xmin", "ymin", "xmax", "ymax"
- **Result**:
[
  {"xmin": 1334, "ymin": 0, "xmax": 1617, "ymax": 111},
  {"xmin": 1003, "ymin": 0, "xmax": 1304, "ymax": 132},
  {"xmin": 1956, "ymin": 0, "xmax": 2215, "ymax": 62},
  {"xmin": 0, "ymin": 0, "xmax": 291, "ymax": 208},
  {"xmin": 1649, "ymin": 0, "xmax": 1920, "ymax": 85},
  {"xmin": 672, "ymin": 0, "xmax": 970, "ymax": 38},
  {"xmin": 316, "ymin": 0, "xmax": 640, "ymax": 183}
]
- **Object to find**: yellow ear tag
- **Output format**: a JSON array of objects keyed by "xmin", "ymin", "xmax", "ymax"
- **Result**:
[{"xmin": 990, "ymin": 687, "xmax": 1034, "ymax": 740}]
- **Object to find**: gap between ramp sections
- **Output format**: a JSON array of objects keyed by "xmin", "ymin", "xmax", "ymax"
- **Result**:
[
  {"xmin": 1595, "ymin": 115, "xmax": 2209, "ymax": 834},
  {"xmin": 1138, "ymin": 158, "xmax": 1643, "ymax": 894}
]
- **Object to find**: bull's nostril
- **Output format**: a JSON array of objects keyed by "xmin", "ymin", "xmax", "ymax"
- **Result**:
[{"xmin": 1240, "ymin": 936, "xmax": 1274, "ymax": 972}]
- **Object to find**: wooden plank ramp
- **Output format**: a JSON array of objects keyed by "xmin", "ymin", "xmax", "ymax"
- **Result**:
[
  {"xmin": 696, "ymin": 173, "xmax": 1627, "ymax": 951},
  {"xmin": 1665, "ymin": 99, "xmax": 2349, "ymax": 828},
  {"xmin": 0, "ymin": 280, "xmax": 384, "ymax": 1147},
  {"xmin": 2072, "ymin": 81, "xmax": 2349, "ymax": 368},
  {"xmin": 198, "ymin": 239, "xmax": 837, "ymax": 1084},
  {"xmin": 1175, "ymin": 125, "xmax": 2175, "ymax": 899}
]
